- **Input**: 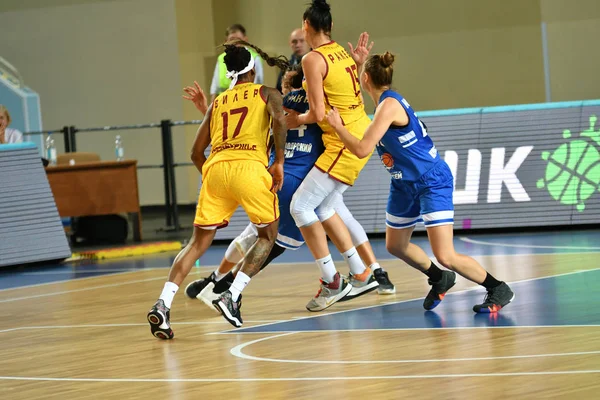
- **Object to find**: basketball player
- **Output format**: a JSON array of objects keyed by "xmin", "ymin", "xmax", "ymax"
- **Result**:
[
  {"xmin": 285, "ymin": 0, "xmax": 378, "ymax": 311},
  {"xmin": 147, "ymin": 43, "xmax": 290, "ymax": 336},
  {"xmin": 326, "ymin": 52, "xmax": 515, "ymax": 313},
  {"xmin": 185, "ymin": 65, "xmax": 396, "ymax": 311}
]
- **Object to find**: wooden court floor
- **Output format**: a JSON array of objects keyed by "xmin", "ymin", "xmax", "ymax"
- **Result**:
[{"xmin": 0, "ymin": 246, "xmax": 599, "ymax": 399}]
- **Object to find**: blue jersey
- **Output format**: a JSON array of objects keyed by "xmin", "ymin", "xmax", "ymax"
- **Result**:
[
  {"xmin": 375, "ymin": 90, "xmax": 441, "ymax": 182},
  {"xmin": 270, "ymin": 89, "xmax": 324, "ymax": 179}
]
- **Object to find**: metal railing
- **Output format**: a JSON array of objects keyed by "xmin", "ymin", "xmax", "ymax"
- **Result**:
[{"xmin": 25, "ymin": 119, "xmax": 192, "ymax": 233}]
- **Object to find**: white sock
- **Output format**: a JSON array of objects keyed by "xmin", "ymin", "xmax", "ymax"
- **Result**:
[
  {"xmin": 229, "ymin": 271, "xmax": 251, "ymax": 302},
  {"xmin": 369, "ymin": 262, "xmax": 381, "ymax": 272},
  {"xmin": 214, "ymin": 269, "xmax": 227, "ymax": 282},
  {"xmin": 343, "ymin": 247, "xmax": 366, "ymax": 275},
  {"xmin": 159, "ymin": 281, "xmax": 179, "ymax": 309},
  {"xmin": 316, "ymin": 254, "xmax": 337, "ymax": 283}
]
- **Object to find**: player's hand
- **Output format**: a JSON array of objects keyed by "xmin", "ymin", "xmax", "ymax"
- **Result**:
[
  {"xmin": 268, "ymin": 162, "xmax": 284, "ymax": 192},
  {"xmin": 183, "ymin": 81, "xmax": 208, "ymax": 115},
  {"xmin": 326, "ymin": 108, "xmax": 343, "ymax": 130},
  {"xmin": 348, "ymin": 32, "xmax": 374, "ymax": 67},
  {"xmin": 285, "ymin": 111, "xmax": 300, "ymax": 129}
]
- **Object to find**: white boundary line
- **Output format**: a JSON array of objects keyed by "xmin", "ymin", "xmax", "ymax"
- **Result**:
[
  {"xmin": 1, "ymin": 247, "xmax": 598, "ymax": 295},
  {"xmin": 230, "ymin": 332, "xmax": 600, "ymax": 364},
  {"xmin": 460, "ymin": 237, "xmax": 600, "ymax": 250},
  {"xmin": 0, "ymin": 321, "xmax": 284, "ymax": 334},
  {"xmin": 216, "ymin": 267, "xmax": 600, "ymax": 335},
  {"xmin": 0, "ymin": 370, "xmax": 599, "ymax": 382}
]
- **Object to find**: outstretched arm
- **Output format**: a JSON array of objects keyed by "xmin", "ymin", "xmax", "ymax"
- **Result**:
[
  {"xmin": 261, "ymin": 86, "xmax": 287, "ymax": 191},
  {"xmin": 190, "ymin": 102, "xmax": 213, "ymax": 173},
  {"xmin": 326, "ymin": 98, "xmax": 405, "ymax": 159}
]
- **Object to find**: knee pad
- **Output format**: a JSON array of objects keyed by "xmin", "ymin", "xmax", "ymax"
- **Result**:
[
  {"xmin": 290, "ymin": 191, "xmax": 319, "ymax": 227},
  {"xmin": 316, "ymin": 205, "xmax": 336, "ymax": 222}
]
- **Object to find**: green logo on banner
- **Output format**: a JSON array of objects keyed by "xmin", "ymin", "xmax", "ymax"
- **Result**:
[{"xmin": 537, "ymin": 115, "xmax": 600, "ymax": 211}]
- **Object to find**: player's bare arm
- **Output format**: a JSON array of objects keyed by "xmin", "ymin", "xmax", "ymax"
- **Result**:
[
  {"xmin": 262, "ymin": 85, "xmax": 287, "ymax": 191},
  {"xmin": 190, "ymin": 102, "xmax": 213, "ymax": 173}
]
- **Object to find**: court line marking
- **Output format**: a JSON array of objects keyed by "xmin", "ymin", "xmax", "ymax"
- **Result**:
[
  {"xmin": 1, "ymin": 370, "xmax": 599, "ymax": 382},
  {"xmin": 3, "ymin": 246, "xmax": 598, "ymax": 294},
  {"xmin": 0, "ymin": 268, "xmax": 162, "ymax": 293},
  {"xmin": 460, "ymin": 237, "xmax": 600, "ymax": 250},
  {"xmin": 0, "ymin": 265, "xmax": 221, "ymax": 293},
  {"xmin": 215, "ymin": 267, "xmax": 600, "ymax": 334},
  {"xmin": 2, "ymin": 254, "xmax": 599, "ymax": 304},
  {"xmin": 230, "ymin": 332, "xmax": 600, "ymax": 364},
  {"xmin": 0, "ymin": 321, "xmax": 284, "ymax": 334},
  {"xmin": 21, "ymin": 269, "xmax": 156, "ymax": 275}
]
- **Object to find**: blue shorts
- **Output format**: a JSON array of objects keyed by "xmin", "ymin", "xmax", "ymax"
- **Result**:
[
  {"xmin": 386, "ymin": 161, "xmax": 455, "ymax": 229},
  {"xmin": 276, "ymin": 173, "xmax": 305, "ymax": 249}
]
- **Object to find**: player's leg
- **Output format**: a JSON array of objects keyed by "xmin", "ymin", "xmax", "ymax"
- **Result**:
[
  {"xmin": 421, "ymin": 164, "xmax": 514, "ymax": 313},
  {"xmin": 185, "ymin": 223, "xmax": 257, "ymax": 300},
  {"xmin": 148, "ymin": 163, "xmax": 236, "ymax": 339},
  {"xmin": 317, "ymin": 193, "xmax": 378, "ymax": 301},
  {"xmin": 383, "ymin": 177, "xmax": 457, "ymax": 311},
  {"xmin": 191, "ymin": 173, "xmax": 304, "ymax": 308},
  {"xmin": 212, "ymin": 162, "xmax": 280, "ymax": 327},
  {"xmin": 332, "ymin": 194, "xmax": 396, "ymax": 295},
  {"xmin": 291, "ymin": 167, "xmax": 353, "ymax": 311}
]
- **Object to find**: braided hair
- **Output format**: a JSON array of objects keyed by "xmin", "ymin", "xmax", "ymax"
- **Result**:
[{"xmin": 225, "ymin": 40, "xmax": 290, "ymax": 72}]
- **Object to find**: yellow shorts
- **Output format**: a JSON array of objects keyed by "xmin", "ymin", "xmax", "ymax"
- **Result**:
[
  {"xmin": 315, "ymin": 115, "xmax": 373, "ymax": 185},
  {"xmin": 194, "ymin": 161, "xmax": 279, "ymax": 229}
]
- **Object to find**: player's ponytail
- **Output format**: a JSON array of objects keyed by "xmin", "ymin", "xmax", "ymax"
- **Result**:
[
  {"xmin": 229, "ymin": 40, "xmax": 290, "ymax": 72},
  {"xmin": 364, "ymin": 52, "xmax": 395, "ymax": 88},
  {"xmin": 303, "ymin": 0, "xmax": 332, "ymax": 35}
]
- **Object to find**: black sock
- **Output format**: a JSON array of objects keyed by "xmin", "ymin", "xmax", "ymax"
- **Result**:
[
  {"xmin": 214, "ymin": 271, "xmax": 235, "ymax": 293},
  {"xmin": 259, "ymin": 244, "xmax": 286, "ymax": 272},
  {"xmin": 424, "ymin": 262, "xmax": 443, "ymax": 282},
  {"xmin": 215, "ymin": 244, "xmax": 286, "ymax": 293},
  {"xmin": 481, "ymin": 273, "xmax": 502, "ymax": 290}
]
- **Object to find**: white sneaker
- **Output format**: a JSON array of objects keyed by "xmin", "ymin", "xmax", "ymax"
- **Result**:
[{"xmin": 306, "ymin": 272, "xmax": 352, "ymax": 312}]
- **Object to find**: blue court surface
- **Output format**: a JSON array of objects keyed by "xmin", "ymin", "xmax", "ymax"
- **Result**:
[{"xmin": 229, "ymin": 267, "xmax": 600, "ymax": 333}]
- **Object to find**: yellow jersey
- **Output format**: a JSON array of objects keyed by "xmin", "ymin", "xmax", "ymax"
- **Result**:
[
  {"xmin": 304, "ymin": 41, "xmax": 367, "ymax": 132},
  {"xmin": 204, "ymin": 82, "xmax": 272, "ymax": 173},
  {"xmin": 303, "ymin": 41, "xmax": 373, "ymax": 185}
]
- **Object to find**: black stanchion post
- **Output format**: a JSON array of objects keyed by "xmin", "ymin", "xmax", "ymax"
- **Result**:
[
  {"xmin": 165, "ymin": 120, "xmax": 180, "ymax": 231},
  {"xmin": 62, "ymin": 126, "xmax": 71, "ymax": 153},
  {"xmin": 69, "ymin": 125, "xmax": 77, "ymax": 152},
  {"xmin": 160, "ymin": 119, "xmax": 173, "ymax": 227}
]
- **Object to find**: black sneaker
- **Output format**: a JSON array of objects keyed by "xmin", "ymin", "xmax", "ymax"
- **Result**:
[
  {"xmin": 213, "ymin": 290, "xmax": 243, "ymax": 328},
  {"xmin": 147, "ymin": 299, "xmax": 174, "ymax": 340},
  {"xmin": 423, "ymin": 270, "xmax": 456, "ymax": 310},
  {"xmin": 184, "ymin": 272, "xmax": 216, "ymax": 299},
  {"xmin": 374, "ymin": 268, "xmax": 396, "ymax": 295},
  {"xmin": 473, "ymin": 282, "xmax": 515, "ymax": 313}
]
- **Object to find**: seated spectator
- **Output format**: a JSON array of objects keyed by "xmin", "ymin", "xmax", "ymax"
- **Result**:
[
  {"xmin": 210, "ymin": 24, "xmax": 264, "ymax": 101},
  {"xmin": 276, "ymin": 28, "xmax": 310, "ymax": 93},
  {"xmin": 0, "ymin": 105, "xmax": 23, "ymax": 144}
]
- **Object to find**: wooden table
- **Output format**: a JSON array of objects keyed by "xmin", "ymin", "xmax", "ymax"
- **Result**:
[{"xmin": 45, "ymin": 160, "xmax": 143, "ymax": 241}]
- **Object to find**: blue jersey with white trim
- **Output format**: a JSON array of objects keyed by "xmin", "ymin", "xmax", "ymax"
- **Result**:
[
  {"xmin": 270, "ymin": 89, "xmax": 324, "ymax": 179},
  {"xmin": 375, "ymin": 90, "xmax": 441, "ymax": 182}
]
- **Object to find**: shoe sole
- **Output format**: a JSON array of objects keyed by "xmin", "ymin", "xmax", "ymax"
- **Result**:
[
  {"xmin": 338, "ymin": 278, "xmax": 379, "ymax": 302},
  {"xmin": 147, "ymin": 310, "xmax": 174, "ymax": 340},
  {"xmin": 423, "ymin": 272, "xmax": 457, "ymax": 311},
  {"xmin": 214, "ymin": 300, "xmax": 242, "ymax": 328},
  {"xmin": 199, "ymin": 282, "xmax": 221, "ymax": 313},
  {"xmin": 377, "ymin": 286, "xmax": 396, "ymax": 295},
  {"xmin": 474, "ymin": 292, "xmax": 516, "ymax": 314},
  {"xmin": 306, "ymin": 282, "xmax": 353, "ymax": 312}
]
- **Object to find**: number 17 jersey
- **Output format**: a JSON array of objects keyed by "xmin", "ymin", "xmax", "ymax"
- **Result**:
[{"xmin": 204, "ymin": 82, "xmax": 272, "ymax": 172}]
